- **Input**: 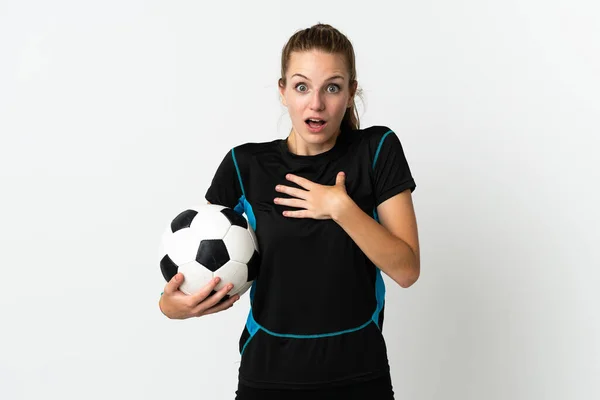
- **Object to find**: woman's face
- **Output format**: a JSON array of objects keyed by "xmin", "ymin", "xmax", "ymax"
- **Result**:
[{"xmin": 279, "ymin": 50, "xmax": 356, "ymax": 152}]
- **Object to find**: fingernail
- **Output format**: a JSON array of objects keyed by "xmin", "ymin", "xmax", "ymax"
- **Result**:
[
  {"xmin": 228, "ymin": 284, "xmax": 234, "ymax": 290},
  {"xmin": 214, "ymin": 277, "xmax": 221, "ymax": 283}
]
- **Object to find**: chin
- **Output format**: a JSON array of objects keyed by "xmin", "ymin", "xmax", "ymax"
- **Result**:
[{"xmin": 302, "ymin": 131, "xmax": 336, "ymax": 145}]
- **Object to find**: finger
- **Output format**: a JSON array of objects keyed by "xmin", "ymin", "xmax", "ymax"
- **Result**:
[
  {"xmin": 275, "ymin": 184, "xmax": 308, "ymax": 200},
  {"xmin": 285, "ymin": 174, "xmax": 313, "ymax": 189},
  {"xmin": 201, "ymin": 294, "xmax": 241, "ymax": 316},
  {"xmin": 336, "ymin": 171, "xmax": 346, "ymax": 186},
  {"xmin": 282, "ymin": 209, "xmax": 310, "ymax": 218},
  {"xmin": 163, "ymin": 273, "xmax": 184, "ymax": 295},
  {"xmin": 189, "ymin": 277, "xmax": 222, "ymax": 305},
  {"xmin": 274, "ymin": 197, "xmax": 306, "ymax": 208},
  {"xmin": 192, "ymin": 281, "xmax": 235, "ymax": 311}
]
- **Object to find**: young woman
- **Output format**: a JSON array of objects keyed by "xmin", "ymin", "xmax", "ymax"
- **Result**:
[{"xmin": 159, "ymin": 23, "xmax": 420, "ymax": 399}]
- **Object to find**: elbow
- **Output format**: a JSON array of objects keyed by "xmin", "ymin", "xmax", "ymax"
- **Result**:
[
  {"xmin": 397, "ymin": 261, "xmax": 420, "ymax": 288},
  {"xmin": 399, "ymin": 271, "xmax": 419, "ymax": 288},
  {"xmin": 387, "ymin": 243, "xmax": 420, "ymax": 288},
  {"xmin": 395, "ymin": 241, "xmax": 420, "ymax": 288}
]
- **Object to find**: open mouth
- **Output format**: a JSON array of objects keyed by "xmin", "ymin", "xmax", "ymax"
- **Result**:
[{"xmin": 305, "ymin": 118, "xmax": 327, "ymax": 129}]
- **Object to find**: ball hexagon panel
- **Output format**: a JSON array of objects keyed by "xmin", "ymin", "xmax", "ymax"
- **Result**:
[
  {"xmin": 196, "ymin": 239, "xmax": 229, "ymax": 272},
  {"xmin": 223, "ymin": 225, "xmax": 255, "ymax": 263},
  {"xmin": 164, "ymin": 228, "xmax": 205, "ymax": 265},
  {"xmin": 188, "ymin": 205, "xmax": 231, "ymax": 240},
  {"xmin": 213, "ymin": 260, "xmax": 248, "ymax": 293},
  {"xmin": 178, "ymin": 260, "xmax": 214, "ymax": 295}
]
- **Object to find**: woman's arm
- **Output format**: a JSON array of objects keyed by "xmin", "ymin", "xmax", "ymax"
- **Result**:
[{"xmin": 333, "ymin": 188, "xmax": 420, "ymax": 288}]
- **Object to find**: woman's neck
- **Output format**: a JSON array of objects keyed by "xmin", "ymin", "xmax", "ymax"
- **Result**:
[{"xmin": 287, "ymin": 128, "xmax": 340, "ymax": 156}]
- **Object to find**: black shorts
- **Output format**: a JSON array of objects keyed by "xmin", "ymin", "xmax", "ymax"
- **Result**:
[{"xmin": 234, "ymin": 373, "xmax": 395, "ymax": 400}]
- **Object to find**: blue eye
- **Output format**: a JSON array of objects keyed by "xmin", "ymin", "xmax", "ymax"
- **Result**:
[
  {"xmin": 327, "ymin": 84, "xmax": 340, "ymax": 93},
  {"xmin": 295, "ymin": 83, "xmax": 308, "ymax": 92}
]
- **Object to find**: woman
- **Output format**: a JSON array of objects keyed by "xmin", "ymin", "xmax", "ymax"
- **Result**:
[{"xmin": 159, "ymin": 23, "xmax": 420, "ymax": 399}]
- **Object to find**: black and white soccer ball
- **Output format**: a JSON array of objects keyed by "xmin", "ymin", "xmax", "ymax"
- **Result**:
[{"xmin": 159, "ymin": 204, "xmax": 259, "ymax": 299}]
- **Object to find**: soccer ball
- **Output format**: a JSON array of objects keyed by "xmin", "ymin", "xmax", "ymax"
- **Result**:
[{"xmin": 159, "ymin": 204, "xmax": 259, "ymax": 299}]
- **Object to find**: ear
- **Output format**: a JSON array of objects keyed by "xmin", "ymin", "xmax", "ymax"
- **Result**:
[
  {"xmin": 348, "ymin": 80, "xmax": 358, "ymax": 108},
  {"xmin": 278, "ymin": 79, "xmax": 287, "ymax": 107}
]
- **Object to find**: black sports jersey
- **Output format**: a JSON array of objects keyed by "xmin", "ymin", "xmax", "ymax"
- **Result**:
[{"xmin": 205, "ymin": 125, "xmax": 416, "ymax": 390}]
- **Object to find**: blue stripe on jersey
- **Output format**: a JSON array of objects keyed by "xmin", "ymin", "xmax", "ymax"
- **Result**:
[
  {"xmin": 231, "ymin": 148, "xmax": 246, "ymax": 197},
  {"xmin": 241, "ymin": 310, "xmax": 261, "ymax": 355},
  {"xmin": 372, "ymin": 269, "xmax": 386, "ymax": 328},
  {"xmin": 234, "ymin": 195, "xmax": 256, "ymax": 233},
  {"xmin": 260, "ymin": 319, "xmax": 373, "ymax": 339},
  {"xmin": 372, "ymin": 129, "xmax": 394, "ymax": 170},
  {"xmin": 238, "ymin": 131, "xmax": 393, "ymax": 354},
  {"xmin": 231, "ymin": 148, "xmax": 256, "ymax": 230},
  {"xmin": 240, "ymin": 311, "xmax": 375, "ymax": 356}
]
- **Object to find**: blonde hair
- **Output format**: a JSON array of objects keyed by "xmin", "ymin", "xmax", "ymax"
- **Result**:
[{"xmin": 278, "ymin": 23, "xmax": 362, "ymax": 131}]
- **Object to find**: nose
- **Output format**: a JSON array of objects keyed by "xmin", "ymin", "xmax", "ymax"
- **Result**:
[{"xmin": 309, "ymin": 91, "xmax": 325, "ymax": 111}]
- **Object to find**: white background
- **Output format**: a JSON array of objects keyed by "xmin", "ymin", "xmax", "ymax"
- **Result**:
[{"xmin": 1, "ymin": 0, "xmax": 599, "ymax": 399}]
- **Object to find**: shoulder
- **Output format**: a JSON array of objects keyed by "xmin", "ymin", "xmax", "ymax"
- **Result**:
[
  {"xmin": 222, "ymin": 139, "xmax": 282, "ymax": 177},
  {"xmin": 357, "ymin": 125, "xmax": 397, "ymax": 145},
  {"xmin": 348, "ymin": 125, "xmax": 400, "ymax": 159},
  {"xmin": 230, "ymin": 139, "xmax": 281, "ymax": 159},
  {"xmin": 346, "ymin": 125, "xmax": 398, "ymax": 148}
]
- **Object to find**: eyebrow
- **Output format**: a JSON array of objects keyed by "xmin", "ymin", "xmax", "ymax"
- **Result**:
[{"xmin": 291, "ymin": 73, "xmax": 345, "ymax": 81}]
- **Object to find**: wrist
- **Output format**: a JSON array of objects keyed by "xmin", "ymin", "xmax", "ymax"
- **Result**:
[{"xmin": 331, "ymin": 194, "xmax": 355, "ymax": 223}]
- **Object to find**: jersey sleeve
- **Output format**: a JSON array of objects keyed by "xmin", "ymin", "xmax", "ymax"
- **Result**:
[
  {"xmin": 372, "ymin": 128, "xmax": 416, "ymax": 206},
  {"xmin": 204, "ymin": 149, "xmax": 243, "ymax": 209}
]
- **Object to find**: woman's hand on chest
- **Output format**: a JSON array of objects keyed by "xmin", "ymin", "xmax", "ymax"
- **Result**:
[{"xmin": 273, "ymin": 172, "xmax": 352, "ymax": 220}]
